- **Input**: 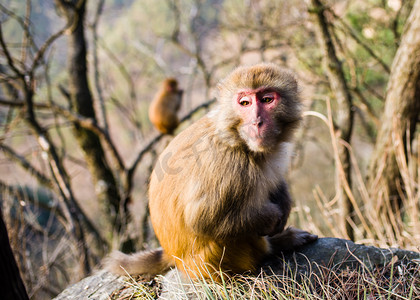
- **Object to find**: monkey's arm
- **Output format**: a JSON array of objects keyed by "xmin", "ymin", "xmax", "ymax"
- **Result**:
[
  {"xmin": 267, "ymin": 182, "xmax": 318, "ymax": 251},
  {"xmin": 268, "ymin": 180, "xmax": 292, "ymax": 235},
  {"xmin": 184, "ymin": 195, "xmax": 282, "ymax": 240}
]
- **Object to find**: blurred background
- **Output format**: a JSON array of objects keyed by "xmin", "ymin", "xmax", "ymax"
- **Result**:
[{"xmin": 0, "ymin": 0, "xmax": 419, "ymax": 298}]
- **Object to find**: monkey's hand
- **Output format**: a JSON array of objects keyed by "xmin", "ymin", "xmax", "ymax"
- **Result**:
[
  {"xmin": 257, "ymin": 202, "xmax": 284, "ymax": 236},
  {"xmin": 268, "ymin": 227, "xmax": 318, "ymax": 253}
]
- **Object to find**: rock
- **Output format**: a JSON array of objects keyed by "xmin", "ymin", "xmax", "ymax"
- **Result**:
[
  {"xmin": 53, "ymin": 238, "xmax": 420, "ymax": 299},
  {"xmin": 53, "ymin": 270, "xmax": 123, "ymax": 300},
  {"xmin": 263, "ymin": 237, "xmax": 420, "ymax": 276}
]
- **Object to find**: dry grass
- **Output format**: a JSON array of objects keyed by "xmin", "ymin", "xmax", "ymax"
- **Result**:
[
  {"xmin": 109, "ymin": 275, "xmax": 161, "ymax": 299},
  {"xmin": 297, "ymin": 108, "xmax": 420, "ymax": 252},
  {"xmin": 111, "ymin": 256, "xmax": 419, "ymax": 299}
]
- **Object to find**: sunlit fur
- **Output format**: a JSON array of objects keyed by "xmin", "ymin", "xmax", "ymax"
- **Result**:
[
  {"xmin": 105, "ymin": 63, "xmax": 317, "ymax": 280},
  {"xmin": 148, "ymin": 78, "xmax": 183, "ymax": 134}
]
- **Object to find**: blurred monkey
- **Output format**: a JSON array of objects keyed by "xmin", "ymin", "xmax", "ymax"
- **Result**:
[
  {"xmin": 148, "ymin": 78, "xmax": 183, "ymax": 134},
  {"xmin": 105, "ymin": 63, "xmax": 317, "ymax": 280}
]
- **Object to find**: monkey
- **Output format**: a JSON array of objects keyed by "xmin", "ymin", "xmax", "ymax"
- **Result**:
[
  {"xmin": 148, "ymin": 78, "xmax": 183, "ymax": 134},
  {"xmin": 105, "ymin": 63, "xmax": 317, "ymax": 280}
]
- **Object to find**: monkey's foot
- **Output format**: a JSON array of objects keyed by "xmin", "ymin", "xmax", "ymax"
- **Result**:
[{"xmin": 268, "ymin": 227, "xmax": 318, "ymax": 253}]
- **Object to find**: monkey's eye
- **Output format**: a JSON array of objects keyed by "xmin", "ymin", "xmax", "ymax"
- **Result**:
[
  {"xmin": 261, "ymin": 96, "xmax": 274, "ymax": 103},
  {"xmin": 239, "ymin": 99, "xmax": 251, "ymax": 106}
]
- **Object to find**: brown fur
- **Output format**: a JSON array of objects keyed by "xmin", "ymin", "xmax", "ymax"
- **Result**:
[
  {"xmin": 103, "ymin": 248, "xmax": 171, "ymax": 276},
  {"xmin": 149, "ymin": 78, "xmax": 183, "ymax": 134},
  {"xmin": 105, "ymin": 63, "xmax": 317, "ymax": 280}
]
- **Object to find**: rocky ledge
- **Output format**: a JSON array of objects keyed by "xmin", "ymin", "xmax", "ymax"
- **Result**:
[{"xmin": 54, "ymin": 237, "xmax": 420, "ymax": 299}]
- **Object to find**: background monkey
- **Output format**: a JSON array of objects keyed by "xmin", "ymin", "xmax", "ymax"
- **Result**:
[
  {"xmin": 148, "ymin": 78, "xmax": 183, "ymax": 134},
  {"xmin": 105, "ymin": 63, "xmax": 317, "ymax": 279}
]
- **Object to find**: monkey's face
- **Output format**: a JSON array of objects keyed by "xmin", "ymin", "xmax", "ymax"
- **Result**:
[
  {"xmin": 235, "ymin": 88, "xmax": 282, "ymax": 152},
  {"xmin": 215, "ymin": 63, "xmax": 302, "ymax": 153}
]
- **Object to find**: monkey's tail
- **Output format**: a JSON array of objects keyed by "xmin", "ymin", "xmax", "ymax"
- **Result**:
[{"xmin": 103, "ymin": 247, "xmax": 173, "ymax": 276}]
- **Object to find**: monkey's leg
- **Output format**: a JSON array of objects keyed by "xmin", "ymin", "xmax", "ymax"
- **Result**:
[
  {"xmin": 175, "ymin": 237, "xmax": 270, "ymax": 281},
  {"xmin": 268, "ymin": 227, "xmax": 317, "ymax": 253}
]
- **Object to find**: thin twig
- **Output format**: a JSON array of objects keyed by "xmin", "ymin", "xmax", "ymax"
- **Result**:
[
  {"xmin": 329, "ymin": 8, "xmax": 391, "ymax": 74},
  {"xmin": 90, "ymin": 0, "xmax": 108, "ymax": 132},
  {"xmin": 0, "ymin": 24, "xmax": 23, "ymax": 77},
  {"xmin": 0, "ymin": 95, "xmax": 126, "ymax": 173},
  {"xmin": 0, "ymin": 144, "xmax": 52, "ymax": 188}
]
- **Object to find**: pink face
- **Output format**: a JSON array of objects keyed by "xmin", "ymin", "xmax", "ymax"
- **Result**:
[{"xmin": 235, "ymin": 88, "xmax": 281, "ymax": 151}]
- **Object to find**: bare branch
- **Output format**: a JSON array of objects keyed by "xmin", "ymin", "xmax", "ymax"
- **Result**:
[
  {"xmin": 330, "ymin": 10, "xmax": 391, "ymax": 74},
  {"xmin": 0, "ymin": 24, "xmax": 24, "ymax": 77},
  {"xmin": 20, "ymin": 0, "xmax": 31, "ymax": 65},
  {"xmin": 310, "ymin": 0, "xmax": 355, "ymax": 240},
  {"xmin": 167, "ymin": 0, "xmax": 212, "ymax": 91},
  {"xmin": 0, "ymin": 3, "xmax": 36, "ymax": 54},
  {"xmin": 0, "ymin": 180, "xmax": 68, "ymax": 224},
  {"xmin": 55, "ymin": 105, "xmax": 126, "ymax": 172},
  {"xmin": 0, "ymin": 97, "xmax": 47, "ymax": 108},
  {"xmin": 0, "ymin": 144, "xmax": 52, "ymax": 188},
  {"xmin": 179, "ymin": 98, "xmax": 216, "ymax": 124},
  {"xmin": 30, "ymin": 26, "xmax": 71, "ymax": 75},
  {"xmin": 0, "ymin": 96, "xmax": 126, "ymax": 174},
  {"xmin": 98, "ymin": 39, "xmax": 138, "ymax": 117},
  {"xmin": 350, "ymin": 87, "xmax": 380, "ymax": 125},
  {"xmin": 109, "ymin": 96, "xmax": 143, "ymax": 134},
  {"xmin": 132, "ymin": 40, "xmax": 169, "ymax": 74},
  {"xmin": 90, "ymin": 0, "xmax": 108, "ymax": 132}
]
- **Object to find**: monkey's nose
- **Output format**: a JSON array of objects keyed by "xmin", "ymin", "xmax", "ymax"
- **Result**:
[{"xmin": 252, "ymin": 117, "xmax": 263, "ymax": 127}]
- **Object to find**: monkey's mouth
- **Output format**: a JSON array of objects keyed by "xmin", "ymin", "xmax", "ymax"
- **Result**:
[
  {"xmin": 240, "ymin": 124, "xmax": 270, "ymax": 150},
  {"xmin": 243, "ymin": 124, "xmax": 262, "ymax": 137}
]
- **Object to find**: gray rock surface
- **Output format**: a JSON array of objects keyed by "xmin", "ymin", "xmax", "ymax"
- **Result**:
[
  {"xmin": 53, "ymin": 270, "xmax": 123, "ymax": 300},
  {"xmin": 263, "ymin": 237, "xmax": 420, "ymax": 275},
  {"xmin": 54, "ymin": 238, "xmax": 420, "ymax": 299}
]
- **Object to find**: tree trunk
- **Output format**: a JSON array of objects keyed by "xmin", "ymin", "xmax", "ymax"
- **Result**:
[
  {"xmin": 367, "ymin": 0, "xmax": 420, "ymax": 220},
  {"xmin": 54, "ymin": 0, "xmax": 132, "ymax": 250},
  {"xmin": 0, "ymin": 208, "xmax": 29, "ymax": 300},
  {"xmin": 311, "ymin": 0, "xmax": 355, "ymax": 240}
]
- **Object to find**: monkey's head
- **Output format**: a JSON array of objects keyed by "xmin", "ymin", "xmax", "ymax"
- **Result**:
[
  {"xmin": 215, "ymin": 63, "xmax": 303, "ymax": 153},
  {"xmin": 163, "ymin": 78, "xmax": 179, "ymax": 92}
]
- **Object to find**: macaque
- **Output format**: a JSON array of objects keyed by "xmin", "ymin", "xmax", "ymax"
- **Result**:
[
  {"xmin": 148, "ymin": 78, "xmax": 183, "ymax": 134},
  {"xmin": 105, "ymin": 63, "xmax": 317, "ymax": 280}
]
